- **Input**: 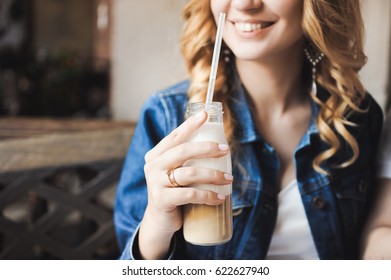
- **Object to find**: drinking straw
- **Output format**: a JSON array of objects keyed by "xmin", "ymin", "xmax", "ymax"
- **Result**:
[{"xmin": 205, "ymin": 12, "xmax": 226, "ymax": 111}]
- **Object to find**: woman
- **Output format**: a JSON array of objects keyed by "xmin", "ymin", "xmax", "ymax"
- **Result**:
[
  {"xmin": 114, "ymin": 0, "xmax": 383, "ymax": 259},
  {"xmin": 361, "ymin": 111, "xmax": 391, "ymax": 259}
]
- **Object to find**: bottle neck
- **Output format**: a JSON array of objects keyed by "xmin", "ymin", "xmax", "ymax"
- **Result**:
[{"xmin": 187, "ymin": 102, "xmax": 224, "ymax": 123}]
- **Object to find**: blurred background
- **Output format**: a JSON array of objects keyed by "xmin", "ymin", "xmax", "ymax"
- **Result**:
[
  {"xmin": 0, "ymin": 0, "xmax": 389, "ymax": 120},
  {"xmin": 0, "ymin": 0, "xmax": 188, "ymax": 120},
  {"xmin": 0, "ymin": 0, "xmax": 389, "ymax": 260}
]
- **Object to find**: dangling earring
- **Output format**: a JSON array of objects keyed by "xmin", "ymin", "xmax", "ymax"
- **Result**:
[
  {"xmin": 223, "ymin": 47, "xmax": 231, "ymax": 63},
  {"xmin": 304, "ymin": 48, "xmax": 324, "ymax": 97}
]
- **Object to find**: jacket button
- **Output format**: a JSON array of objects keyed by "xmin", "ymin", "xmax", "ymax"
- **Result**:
[{"xmin": 313, "ymin": 196, "xmax": 326, "ymax": 209}]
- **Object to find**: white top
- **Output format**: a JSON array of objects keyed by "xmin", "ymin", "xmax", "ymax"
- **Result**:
[
  {"xmin": 266, "ymin": 180, "xmax": 319, "ymax": 260},
  {"xmin": 378, "ymin": 112, "xmax": 391, "ymax": 178}
]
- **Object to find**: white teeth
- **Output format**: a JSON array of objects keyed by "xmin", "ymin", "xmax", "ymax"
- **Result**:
[{"xmin": 235, "ymin": 22, "xmax": 271, "ymax": 32}]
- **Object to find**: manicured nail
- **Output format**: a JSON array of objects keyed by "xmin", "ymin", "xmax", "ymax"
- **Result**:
[
  {"xmin": 217, "ymin": 194, "xmax": 226, "ymax": 200},
  {"xmin": 224, "ymin": 173, "xmax": 233, "ymax": 181},
  {"xmin": 218, "ymin": 144, "xmax": 229, "ymax": 151},
  {"xmin": 195, "ymin": 111, "xmax": 205, "ymax": 119}
]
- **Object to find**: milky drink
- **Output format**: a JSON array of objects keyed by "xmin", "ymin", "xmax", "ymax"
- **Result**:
[{"xmin": 183, "ymin": 102, "xmax": 233, "ymax": 245}]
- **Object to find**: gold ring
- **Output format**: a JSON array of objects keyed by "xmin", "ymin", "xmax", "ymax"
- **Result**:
[{"xmin": 166, "ymin": 168, "xmax": 182, "ymax": 187}]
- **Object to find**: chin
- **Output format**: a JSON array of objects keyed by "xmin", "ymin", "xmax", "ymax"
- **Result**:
[{"xmin": 231, "ymin": 49, "xmax": 270, "ymax": 62}]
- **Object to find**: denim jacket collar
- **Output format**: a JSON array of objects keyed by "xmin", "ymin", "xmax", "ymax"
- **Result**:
[{"xmin": 229, "ymin": 80, "xmax": 261, "ymax": 144}]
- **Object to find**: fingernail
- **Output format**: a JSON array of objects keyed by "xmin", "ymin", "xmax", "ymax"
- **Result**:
[
  {"xmin": 224, "ymin": 173, "xmax": 233, "ymax": 181},
  {"xmin": 195, "ymin": 111, "xmax": 205, "ymax": 119},
  {"xmin": 217, "ymin": 194, "xmax": 226, "ymax": 200},
  {"xmin": 218, "ymin": 144, "xmax": 229, "ymax": 151}
]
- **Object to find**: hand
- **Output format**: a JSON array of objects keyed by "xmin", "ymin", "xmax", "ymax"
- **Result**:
[{"xmin": 139, "ymin": 111, "xmax": 233, "ymax": 259}]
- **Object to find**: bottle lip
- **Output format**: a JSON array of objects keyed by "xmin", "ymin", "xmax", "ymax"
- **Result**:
[{"xmin": 186, "ymin": 102, "xmax": 223, "ymax": 116}]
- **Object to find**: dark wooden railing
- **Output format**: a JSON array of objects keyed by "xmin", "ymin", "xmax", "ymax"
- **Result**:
[{"xmin": 0, "ymin": 118, "xmax": 135, "ymax": 259}]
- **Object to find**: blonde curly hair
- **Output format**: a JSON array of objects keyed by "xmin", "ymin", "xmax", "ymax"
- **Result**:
[{"xmin": 181, "ymin": 0, "xmax": 367, "ymax": 174}]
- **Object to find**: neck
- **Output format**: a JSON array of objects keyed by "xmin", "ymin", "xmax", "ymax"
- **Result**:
[{"xmin": 235, "ymin": 46, "xmax": 307, "ymax": 115}]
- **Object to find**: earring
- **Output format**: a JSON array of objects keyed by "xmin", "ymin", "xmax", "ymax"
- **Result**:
[
  {"xmin": 223, "ymin": 48, "xmax": 231, "ymax": 63},
  {"xmin": 304, "ymin": 48, "xmax": 324, "ymax": 97}
]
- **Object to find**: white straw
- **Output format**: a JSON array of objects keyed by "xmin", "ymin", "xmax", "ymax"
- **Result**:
[{"xmin": 205, "ymin": 12, "xmax": 226, "ymax": 110}]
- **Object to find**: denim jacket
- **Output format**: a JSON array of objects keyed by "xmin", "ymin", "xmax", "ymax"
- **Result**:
[{"xmin": 114, "ymin": 80, "xmax": 383, "ymax": 260}]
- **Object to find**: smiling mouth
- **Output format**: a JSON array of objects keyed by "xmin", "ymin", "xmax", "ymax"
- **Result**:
[{"xmin": 234, "ymin": 22, "xmax": 274, "ymax": 32}]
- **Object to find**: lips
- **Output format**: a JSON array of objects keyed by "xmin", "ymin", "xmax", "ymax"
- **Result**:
[{"xmin": 234, "ymin": 21, "xmax": 274, "ymax": 32}]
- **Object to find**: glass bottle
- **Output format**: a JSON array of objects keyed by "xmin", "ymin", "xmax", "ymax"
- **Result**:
[{"xmin": 183, "ymin": 102, "xmax": 233, "ymax": 245}]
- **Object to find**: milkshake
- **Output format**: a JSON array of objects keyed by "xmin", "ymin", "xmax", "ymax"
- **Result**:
[{"xmin": 183, "ymin": 102, "xmax": 233, "ymax": 245}]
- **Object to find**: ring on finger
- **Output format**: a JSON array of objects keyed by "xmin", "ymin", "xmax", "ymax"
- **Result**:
[{"xmin": 166, "ymin": 167, "xmax": 182, "ymax": 188}]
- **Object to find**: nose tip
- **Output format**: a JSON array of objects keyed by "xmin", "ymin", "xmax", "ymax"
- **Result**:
[{"xmin": 231, "ymin": 0, "xmax": 263, "ymax": 10}]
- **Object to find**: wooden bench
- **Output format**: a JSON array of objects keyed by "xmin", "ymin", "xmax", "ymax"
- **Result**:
[{"xmin": 0, "ymin": 118, "xmax": 135, "ymax": 259}]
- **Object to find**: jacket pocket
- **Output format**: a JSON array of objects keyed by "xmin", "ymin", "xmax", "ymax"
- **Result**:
[
  {"xmin": 232, "ymin": 178, "xmax": 256, "ymax": 215},
  {"xmin": 333, "ymin": 171, "xmax": 370, "ymax": 240},
  {"xmin": 335, "ymin": 173, "xmax": 368, "ymax": 202}
]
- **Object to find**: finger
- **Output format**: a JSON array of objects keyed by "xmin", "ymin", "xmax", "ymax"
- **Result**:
[
  {"xmin": 145, "ymin": 111, "xmax": 207, "ymax": 162},
  {"xmin": 160, "ymin": 141, "xmax": 230, "ymax": 170},
  {"xmin": 163, "ymin": 187, "xmax": 227, "ymax": 207},
  {"xmin": 166, "ymin": 166, "xmax": 233, "ymax": 187}
]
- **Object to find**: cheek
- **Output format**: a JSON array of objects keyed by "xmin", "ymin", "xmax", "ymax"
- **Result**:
[
  {"xmin": 269, "ymin": 0, "xmax": 303, "ymax": 22},
  {"xmin": 276, "ymin": 1, "xmax": 304, "ymax": 39},
  {"xmin": 210, "ymin": 0, "xmax": 230, "ymax": 18},
  {"xmin": 221, "ymin": 23, "xmax": 237, "ymax": 48},
  {"xmin": 286, "ymin": 14, "xmax": 304, "ymax": 42}
]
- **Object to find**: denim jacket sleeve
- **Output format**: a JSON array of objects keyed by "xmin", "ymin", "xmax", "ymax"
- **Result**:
[{"xmin": 114, "ymin": 94, "xmax": 169, "ymax": 260}]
